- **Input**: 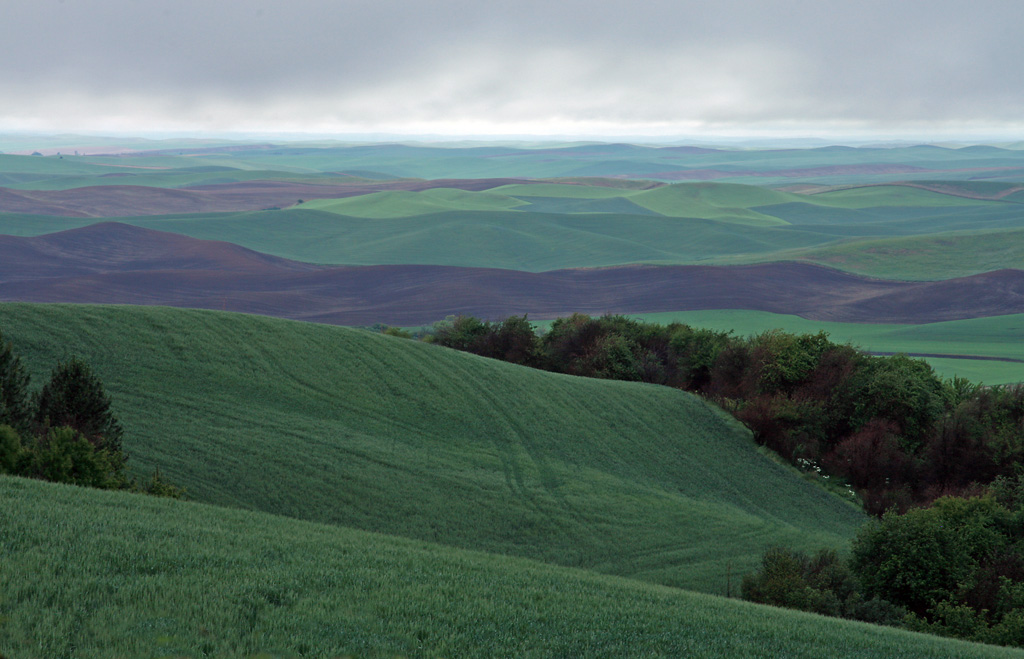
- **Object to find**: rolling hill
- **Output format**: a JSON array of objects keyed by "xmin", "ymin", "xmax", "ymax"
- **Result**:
[
  {"xmin": 0, "ymin": 178, "xmax": 537, "ymax": 217},
  {"xmin": 4, "ymin": 175, "xmax": 1022, "ymax": 280},
  {"xmin": 0, "ymin": 303, "xmax": 865, "ymax": 594},
  {"xmin": 2, "ymin": 224, "xmax": 1023, "ymax": 326},
  {"xmin": 2, "ymin": 475, "xmax": 1018, "ymax": 658}
]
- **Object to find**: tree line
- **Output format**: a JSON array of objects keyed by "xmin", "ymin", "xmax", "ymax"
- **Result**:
[
  {"xmin": 743, "ymin": 477, "xmax": 1024, "ymax": 647},
  {"xmin": 404, "ymin": 312, "xmax": 1024, "ymax": 646},
  {"xmin": 410, "ymin": 313, "xmax": 1023, "ymax": 515},
  {"xmin": 0, "ymin": 329, "xmax": 181, "ymax": 497}
]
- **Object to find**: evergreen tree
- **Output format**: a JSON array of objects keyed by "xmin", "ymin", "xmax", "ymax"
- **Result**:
[
  {"xmin": 0, "ymin": 329, "xmax": 31, "ymax": 434},
  {"xmin": 34, "ymin": 357, "xmax": 124, "ymax": 454}
]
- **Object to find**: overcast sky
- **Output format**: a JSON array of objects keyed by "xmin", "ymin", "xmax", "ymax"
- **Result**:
[{"xmin": 2, "ymin": 0, "xmax": 1023, "ymax": 139}]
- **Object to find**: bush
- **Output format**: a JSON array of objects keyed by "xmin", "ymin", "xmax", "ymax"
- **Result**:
[
  {"xmin": 24, "ymin": 426, "xmax": 125, "ymax": 489},
  {"xmin": 742, "ymin": 546, "xmax": 860, "ymax": 618},
  {"xmin": 851, "ymin": 496, "xmax": 1013, "ymax": 619},
  {"xmin": 0, "ymin": 424, "xmax": 21, "ymax": 473}
]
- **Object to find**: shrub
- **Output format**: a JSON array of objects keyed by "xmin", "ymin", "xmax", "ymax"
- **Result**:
[
  {"xmin": 24, "ymin": 426, "xmax": 125, "ymax": 489},
  {"xmin": 741, "ymin": 545, "xmax": 898, "ymax": 622},
  {"xmin": 0, "ymin": 424, "xmax": 21, "ymax": 473},
  {"xmin": 851, "ymin": 496, "xmax": 1010, "ymax": 618}
]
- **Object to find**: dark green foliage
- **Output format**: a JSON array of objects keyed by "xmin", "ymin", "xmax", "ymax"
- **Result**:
[
  {"xmin": 542, "ymin": 313, "xmax": 682, "ymax": 382},
  {"xmin": 0, "ymin": 330, "xmax": 31, "ymax": 434},
  {"xmin": 855, "ymin": 355, "xmax": 950, "ymax": 452},
  {"xmin": 742, "ymin": 545, "xmax": 905, "ymax": 625},
  {"xmin": 850, "ymin": 494, "xmax": 1024, "ymax": 648},
  {"xmin": 23, "ymin": 425, "xmax": 125, "ymax": 489},
  {"xmin": 132, "ymin": 468, "xmax": 186, "ymax": 499},
  {"xmin": 428, "ymin": 312, "xmax": 1024, "ymax": 514},
  {"xmin": 34, "ymin": 356, "xmax": 124, "ymax": 453},
  {"xmin": 542, "ymin": 313, "xmax": 635, "ymax": 379},
  {"xmin": 379, "ymin": 325, "xmax": 413, "ymax": 339},
  {"xmin": 0, "ymin": 424, "xmax": 21, "ymax": 473},
  {"xmin": 742, "ymin": 546, "xmax": 848, "ymax": 615},
  {"xmin": 751, "ymin": 330, "xmax": 832, "ymax": 394},
  {"xmin": 430, "ymin": 314, "xmax": 490, "ymax": 351},
  {"xmin": 476, "ymin": 315, "xmax": 542, "ymax": 366},
  {"xmin": 668, "ymin": 324, "xmax": 732, "ymax": 390},
  {"xmin": 431, "ymin": 314, "xmax": 541, "ymax": 366},
  {"xmin": 0, "ymin": 331, "xmax": 180, "ymax": 497},
  {"xmin": 852, "ymin": 499, "xmax": 993, "ymax": 616},
  {"xmin": 747, "ymin": 491, "xmax": 1024, "ymax": 648}
]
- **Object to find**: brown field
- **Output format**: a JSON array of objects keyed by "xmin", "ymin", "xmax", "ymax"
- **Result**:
[{"xmin": 1, "ymin": 223, "xmax": 1022, "ymax": 327}]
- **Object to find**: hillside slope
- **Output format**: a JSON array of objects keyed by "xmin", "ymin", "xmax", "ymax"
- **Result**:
[
  {"xmin": 0, "ymin": 303, "xmax": 864, "ymax": 593},
  {"xmin": 3, "ymin": 224, "xmax": 1024, "ymax": 325},
  {"xmin": 2, "ymin": 476, "xmax": 1017, "ymax": 658}
]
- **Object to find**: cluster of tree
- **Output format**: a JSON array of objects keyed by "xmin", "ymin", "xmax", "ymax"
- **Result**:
[
  {"xmin": 745, "ymin": 477, "xmax": 1024, "ymax": 648},
  {"xmin": 0, "ymin": 330, "xmax": 182, "ymax": 497},
  {"xmin": 417, "ymin": 313, "xmax": 1024, "ymax": 514}
]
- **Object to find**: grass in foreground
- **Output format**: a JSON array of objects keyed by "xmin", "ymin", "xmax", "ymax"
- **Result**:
[
  {"xmin": 0, "ymin": 303, "xmax": 864, "ymax": 594},
  {"xmin": 2, "ymin": 475, "xmax": 1020, "ymax": 658}
]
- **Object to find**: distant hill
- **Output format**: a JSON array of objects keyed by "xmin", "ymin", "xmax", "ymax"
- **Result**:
[
  {"xmin": 1, "ymin": 224, "xmax": 1023, "ymax": 325},
  {"xmin": 0, "ymin": 178, "xmax": 536, "ymax": 216},
  {"xmin": 0, "ymin": 303, "xmax": 865, "ymax": 593}
]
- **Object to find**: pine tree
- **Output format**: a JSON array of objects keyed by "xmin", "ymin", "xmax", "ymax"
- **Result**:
[
  {"xmin": 0, "ymin": 330, "xmax": 31, "ymax": 434},
  {"xmin": 34, "ymin": 357, "xmax": 124, "ymax": 454}
]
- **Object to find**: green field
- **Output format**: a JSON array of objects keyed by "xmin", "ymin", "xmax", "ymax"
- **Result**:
[
  {"xmin": 5, "ymin": 475, "xmax": 1019, "ymax": 658},
  {"xmin": 780, "ymin": 228, "xmax": 1024, "ymax": 280},
  {"xmin": 0, "ymin": 303, "xmax": 865, "ymax": 594},
  {"xmin": 3, "ymin": 142, "xmax": 1024, "ymax": 655},
  {"xmin": 302, "ymin": 188, "xmax": 527, "ymax": 217},
  {"xmin": 4, "ymin": 175, "xmax": 1023, "ymax": 278}
]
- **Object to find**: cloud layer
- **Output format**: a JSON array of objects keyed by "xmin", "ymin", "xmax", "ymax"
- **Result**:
[{"xmin": 3, "ymin": 0, "xmax": 1023, "ymax": 136}]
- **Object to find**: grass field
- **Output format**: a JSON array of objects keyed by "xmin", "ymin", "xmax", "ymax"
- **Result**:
[
  {"xmin": 784, "ymin": 228, "xmax": 1024, "ymax": 280},
  {"xmin": 4, "ymin": 476, "xmax": 1019, "ymax": 658},
  {"xmin": 2, "ymin": 168, "xmax": 347, "ymax": 191},
  {"xmin": 4, "ymin": 174, "xmax": 1022, "ymax": 279},
  {"xmin": 0, "ymin": 303, "xmax": 865, "ymax": 594},
  {"xmin": 301, "ymin": 188, "xmax": 527, "ymax": 217},
  {"xmin": 0, "ymin": 208, "xmax": 844, "ymax": 270},
  {"xmin": 561, "ymin": 310, "xmax": 1024, "ymax": 385}
]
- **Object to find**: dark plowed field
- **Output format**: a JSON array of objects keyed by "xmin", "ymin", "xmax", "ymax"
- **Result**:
[
  {"xmin": 2, "ymin": 223, "xmax": 1022, "ymax": 326},
  {"xmin": 0, "ymin": 178, "xmax": 534, "ymax": 217}
]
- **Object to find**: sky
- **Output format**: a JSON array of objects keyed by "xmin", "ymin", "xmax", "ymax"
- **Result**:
[{"xmin": 2, "ymin": 0, "xmax": 1023, "ymax": 140}]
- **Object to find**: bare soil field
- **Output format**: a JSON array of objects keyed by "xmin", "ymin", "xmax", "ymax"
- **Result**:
[{"xmin": 1, "ymin": 223, "xmax": 1021, "ymax": 326}]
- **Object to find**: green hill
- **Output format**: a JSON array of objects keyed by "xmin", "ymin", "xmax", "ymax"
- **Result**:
[
  {"xmin": 788, "ymin": 227, "xmax": 1024, "ymax": 280},
  {"xmin": 4, "ymin": 176, "xmax": 1023, "ymax": 278},
  {"xmin": 302, "ymin": 188, "xmax": 526, "ymax": 217},
  {"xmin": 2, "ymin": 475, "xmax": 1017, "ymax": 658},
  {"xmin": 0, "ymin": 208, "xmax": 839, "ymax": 270},
  {"xmin": 0, "ymin": 303, "xmax": 863, "ymax": 593},
  {"xmin": 805, "ymin": 184, "xmax": 1008, "ymax": 208}
]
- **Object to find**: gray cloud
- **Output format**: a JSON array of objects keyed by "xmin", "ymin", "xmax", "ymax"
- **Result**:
[{"xmin": 2, "ymin": 0, "xmax": 1023, "ymax": 135}]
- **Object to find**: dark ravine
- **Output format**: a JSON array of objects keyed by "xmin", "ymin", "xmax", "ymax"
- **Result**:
[{"xmin": 2, "ymin": 222, "xmax": 1023, "ymax": 326}]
